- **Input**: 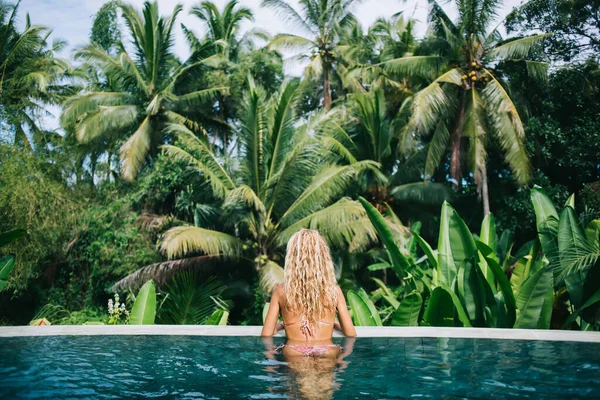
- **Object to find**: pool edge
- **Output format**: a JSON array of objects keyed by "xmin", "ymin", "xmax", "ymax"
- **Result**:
[{"xmin": 0, "ymin": 326, "xmax": 599, "ymax": 342}]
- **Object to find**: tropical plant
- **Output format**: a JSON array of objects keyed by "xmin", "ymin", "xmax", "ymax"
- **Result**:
[
  {"xmin": 0, "ymin": 0, "xmax": 72, "ymax": 149},
  {"xmin": 129, "ymin": 280, "xmax": 156, "ymax": 324},
  {"xmin": 61, "ymin": 1, "xmax": 226, "ymax": 181},
  {"xmin": 157, "ymin": 272, "xmax": 227, "ymax": 325},
  {"xmin": 116, "ymin": 79, "xmax": 378, "ymax": 296},
  {"xmin": 350, "ymin": 195, "xmax": 556, "ymax": 330},
  {"xmin": 185, "ymin": 0, "xmax": 278, "ymax": 159},
  {"xmin": 531, "ymin": 186, "xmax": 600, "ymax": 330},
  {"xmin": 388, "ymin": 0, "xmax": 550, "ymax": 215},
  {"xmin": 0, "ymin": 228, "xmax": 26, "ymax": 291},
  {"xmin": 261, "ymin": 0, "xmax": 363, "ymax": 111},
  {"xmin": 321, "ymin": 86, "xmax": 452, "ymax": 213}
]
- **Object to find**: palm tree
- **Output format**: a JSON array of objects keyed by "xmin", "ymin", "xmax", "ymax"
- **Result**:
[
  {"xmin": 0, "ymin": 0, "xmax": 71, "ymax": 149},
  {"xmin": 385, "ymin": 0, "xmax": 549, "ymax": 215},
  {"xmin": 61, "ymin": 1, "xmax": 226, "ymax": 181},
  {"xmin": 184, "ymin": 0, "xmax": 274, "ymax": 158},
  {"xmin": 261, "ymin": 0, "xmax": 362, "ymax": 111},
  {"xmin": 320, "ymin": 86, "xmax": 452, "ymax": 214},
  {"xmin": 188, "ymin": 0, "xmax": 259, "ymax": 61},
  {"xmin": 113, "ymin": 79, "xmax": 378, "ymax": 292}
]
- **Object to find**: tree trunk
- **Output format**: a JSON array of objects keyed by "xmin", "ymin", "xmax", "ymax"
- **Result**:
[
  {"xmin": 219, "ymin": 96, "xmax": 228, "ymax": 162},
  {"xmin": 450, "ymin": 94, "xmax": 466, "ymax": 189},
  {"xmin": 481, "ymin": 162, "xmax": 490, "ymax": 216},
  {"xmin": 323, "ymin": 63, "xmax": 332, "ymax": 111}
]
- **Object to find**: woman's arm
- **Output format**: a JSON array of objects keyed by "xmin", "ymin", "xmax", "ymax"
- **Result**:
[
  {"xmin": 335, "ymin": 286, "xmax": 357, "ymax": 337},
  {"xmin": 261, "ymin": 286, "xmax": 282, "ymax": 337}
]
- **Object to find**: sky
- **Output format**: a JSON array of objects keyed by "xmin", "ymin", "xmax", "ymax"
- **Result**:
[{"xmin": 18, "ymin": 0, "xmax": 521, "ymax": 130}]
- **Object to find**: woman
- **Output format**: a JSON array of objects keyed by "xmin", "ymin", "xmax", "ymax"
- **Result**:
[{"xmin": 261, "ymin": 229, "xmax": 356, "ymax": 355}]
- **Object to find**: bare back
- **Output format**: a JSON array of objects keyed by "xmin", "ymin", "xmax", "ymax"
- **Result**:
[{"xmin": 276, "ymin": 284, "xmax": 337, "ymax": 342}]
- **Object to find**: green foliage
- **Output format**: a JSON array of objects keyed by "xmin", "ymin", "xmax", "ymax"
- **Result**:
[
  {"xmin": 129, "ymin": 280, "xmax": 156, "ymax": 324},
  {"xmin": 90, "ymin": 1, "xmax": 121, "ymax": 53},
  {"xmin": 506, "ymin": 0, "xmax": 600, "ymax": 62},
  {"xmin": 0, "ymin": 0, "xmax": 599, "ymax": 330},
  {"xmin": 157, "ymin": 273, "xmax": 226, "ymax": 325}
]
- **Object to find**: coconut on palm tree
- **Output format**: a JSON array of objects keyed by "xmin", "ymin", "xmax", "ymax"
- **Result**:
[
  {"xmin": 261, "ymin": 0, "xmax": 363, "ymax": 111},
  {"xmin": 61, "ymin": 1, "xmax": 226, "ymax": 181},
  {"xmin": 385, "ymin": 0, "xmax": 550, "ymax": 215},
  {"xmin": 112, "ymin": 79, "xmax": 378, "ymax": 293}
]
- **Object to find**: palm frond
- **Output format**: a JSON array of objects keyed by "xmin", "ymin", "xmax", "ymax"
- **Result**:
[
  {"xmin": 160, "ymin": 225, "xmax": 244, "ymax": 259},
  {"xmin": 111, "ymin": 255, "xmax": 221, "ymax": 292},
  {"xmin": 157, "ymin": 273, "xmax": 225, "ymax": 325},
  {"xmin": 61, "ymin": 92, "xmax": 134, "ymax": 127},
  {"xmin": 119, "ymin": 116, "xmax": 153, "ymax": 182},
  {"xmin": 176, "ymin": 87, "xmax": 229, "ymax": 110},
  {"xmin": 223, "ymin": 184, "xmax": 266, "ymax": 214},
  {"xmin": 162, "ymin": 124, "xmax": 235, "ymax": 199},
  {"xmin": 390, "ymin": 182, "xmax": 454, "ymax": 206},
  {"xmin": 260, "ymin": 260, "xmax": 284, "ymax": 293},
  {"xmin": 424, "ymin": 122, "xmax": 451, "ymax": 179},
  {"xmin": 404, "ymin": 68, "xmax": 462, "ymax": 152},
  {"xmin": 383, "ymin": 55, "xmax": 442, "ymax": 78},
  {"xmin": 278, "ymin": 160, "xmax": 379, "ymax": 228},
  {"xmin": 276, "ymin": 198, "xmax": 376, "ymax": 248},
  {"xmin": 522, "ymin": 60, "xmax": 549, "ymax": 83},
  {"xmin": 76, "ymin": 105, "xmax": 139, "ymax": 143},
  {"xmin": 266, "ymin": 80, "xmax": 300, "ymax": 179},
  {"xmin": 481, "ymin": 70, "xmax": 531, "ymax": 185},
  {"xmin": 261, "ymin": 0, "xmax": 315, "ymax": 35},
  {"xmin": 268, "ymin": 33, "xmax": 314, "ymax": 52},
  {"xmin": 486, "ymin": 33, "xmax": 551, "ymax": 61}
]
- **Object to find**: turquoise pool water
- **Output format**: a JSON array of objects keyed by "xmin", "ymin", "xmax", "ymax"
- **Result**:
[{"xmin": 0, "ymin": 335, "xmax": 599, "ymax": 398}]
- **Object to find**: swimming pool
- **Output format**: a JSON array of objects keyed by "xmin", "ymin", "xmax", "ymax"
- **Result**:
[{"xmin": 1, "ymin": 328, "xmax": 599, "ymax": 399}]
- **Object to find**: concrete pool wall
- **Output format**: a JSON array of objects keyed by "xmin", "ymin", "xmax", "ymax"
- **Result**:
[{"xmin": 0, "ymin": 326, "xmax": 599, "ymax": 343}]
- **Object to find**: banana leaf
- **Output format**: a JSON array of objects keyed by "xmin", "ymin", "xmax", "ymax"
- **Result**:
[
  {"xmin": 129, "ymin": 280, "xmax": 156, "ymax": 325},
  {"xmin": 0, "ymin": 255, "xmax": 15, "ymax": 292},
  {"xmin": 585, "ymin": 219, "xmax": 600, "ymax": 243},
  {"xmin": 562, "ymin": 287, "xmax": 600, "ymax": 329},
  {"xmin": 408, "ymin": 221, "xmax": 422, "ymax": 257},
  {"xmin": 457, "ymin": 257, "xmax": 486, "ymax": 326},
  {"xmin": 367, "ymin": 262, "xmax": 392, "ymax": 271},
  {"xmin": 558, "ymin": 205, "xmax": 586, "ymax": 307},
  {"xmin": 537, "ymin": 286, "xmax": 553, "ymax": 329},
  {"xmin": 437, "ymin": 202, "xmax": 457, "ymax": 286},
  {"xmin": 372, "ymin": 277, "xmax": 400, "ymax": 309},
  {"xmin": 0, "ymin": 229, "xmax": 27, "ymax": 248},
  {"xmin": 412, "ymin": 230, "xmax": 438, "ymax": 270},
  {"xmin": 205, "ymin": 309, "xmax": 229, "ymax": 325},
  {"xmin": 422, "ymin": 287, "xmax": 454, "ymax": 327},
  {"xmin": 531, "ymin": 186, "xmax": 559, "ymax": 262},
  {"xmin": 358, "ymin": 288, "xmax": 383, "ymax": 325},
  {"xmin": 480, "ymin": 214, "xmax": 498, "ymax": 253},
  {"xmin": 391, "ymin": 292, "xmax": 422, "ymax": 326},
  {"xmin": 511, "ymin": 241, "xmax": 540, "ymax": 297},
  {"xmin": 440, "ymin": 283, "xmax": 472, "ymax": 327},
  {"xmin": 358, "ymin": 197, "xmax": 411, "ymax": 285},
  {"xmin": 514, "ymin": 262, "xmax": 552, "ymax": 329},
  {"xmin": 497, "ymin": 229, "xmax": 514, "ymax": 269},
  {"xmin": 476, "ymin": 241, "xmax": 517, "ymax": 327},
  {"xmin": 347, "ymin": 290, "xmax": 380, "ymax": 326}
]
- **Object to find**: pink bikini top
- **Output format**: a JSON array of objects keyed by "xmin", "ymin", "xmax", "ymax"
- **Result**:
[{"xmin": 283, "ymin": 318, "xmax": 334, "ymax": 341}]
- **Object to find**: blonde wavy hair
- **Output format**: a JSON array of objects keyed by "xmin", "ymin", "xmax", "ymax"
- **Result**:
[{"xmin": 284, "ymin": 229, "xmax": 338, "ymax": 332}]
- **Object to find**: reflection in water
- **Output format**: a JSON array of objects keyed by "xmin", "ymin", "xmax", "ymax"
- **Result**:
[{"xmin": 262, "ymin": 337, "xmax": 355, "ymax": 399}]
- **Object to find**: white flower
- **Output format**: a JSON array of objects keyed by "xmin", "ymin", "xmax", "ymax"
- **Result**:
[
  {"xmin": 115, "ymin": 294, "xmax": 119, "ymax": 301},
  {"xmin": 120, "ymin": 304, "xmax": 126, "ymax": 311}
]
